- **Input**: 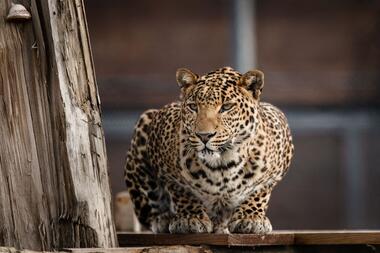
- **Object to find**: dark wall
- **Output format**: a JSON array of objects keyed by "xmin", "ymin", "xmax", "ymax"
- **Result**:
[{"xmin": 257, "ymin": 0, "xmax": 380, "ymax": 107}]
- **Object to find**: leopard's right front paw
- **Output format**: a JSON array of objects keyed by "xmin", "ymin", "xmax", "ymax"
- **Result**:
[
  {"xmin": 168, "ymin": 213, "xmax": 213, "ymax": 233},
  {"xmin": 151, "ymin": 212, "xmax": 171, "ymax": 233}
]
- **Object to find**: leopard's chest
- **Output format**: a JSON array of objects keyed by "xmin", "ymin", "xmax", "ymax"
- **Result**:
[{"xmin": 179, "ymin": 156, "xmax": 267, "ymax": 210}]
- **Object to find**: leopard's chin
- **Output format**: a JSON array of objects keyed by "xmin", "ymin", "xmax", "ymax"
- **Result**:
[{"xmin": 197, "ymin": 148, "xmax": 221, "ymax": 163}]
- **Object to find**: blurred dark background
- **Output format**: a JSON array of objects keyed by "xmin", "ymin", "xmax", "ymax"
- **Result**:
[{"xmin": 86, "ymin": 0, "xmax": 380, "ymax": 230}]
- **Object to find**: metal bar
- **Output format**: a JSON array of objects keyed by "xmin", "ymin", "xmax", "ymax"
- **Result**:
[{"xmin": 342, "ymin": 129, "xmax": 367, "ymax": 228}]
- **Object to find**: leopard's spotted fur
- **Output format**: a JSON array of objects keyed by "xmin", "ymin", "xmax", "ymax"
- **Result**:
[{"xmin": 124, "ymin": 67, "xmax": 294, "ymax": 234}]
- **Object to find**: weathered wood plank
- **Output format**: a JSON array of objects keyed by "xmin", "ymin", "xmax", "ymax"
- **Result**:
[
  {"xmin": 228, "ymin": 233, "xmax": 294, "ymax": 246},
  {"xmin": 118, "ymin": 233, "xmax": 228, "ymax": 246},
  {"xmin": 0, "ymin": 247, "xmax": 67, "ymax": 253},
  {"xmin": 117, "ymin": 232, "xmax": 294, "ymax": 246},
  {"xmin": 0, "ymin": 0, "xmax": 116, "ymax": 250},
  {"xmin": 294, "ymin": 230, "xmax": 380, "ymax": 245},
  {"xmin": 66, "ymin": 246, "xmax": 208, "ymax": 253},
  {"xmin": 117, "ymin": 231, "xmax": 380, "ymax": 246}
]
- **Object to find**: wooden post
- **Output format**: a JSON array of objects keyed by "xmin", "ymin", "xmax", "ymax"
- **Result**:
[{"xmin": 0, "ymin": 0, "xmax": 117, "ymax": 250}]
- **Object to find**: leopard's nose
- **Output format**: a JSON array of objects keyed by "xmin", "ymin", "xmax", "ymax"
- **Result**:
[{"xmin": 195, "ymin": 132, "xmax": 216, "ymax": 144}]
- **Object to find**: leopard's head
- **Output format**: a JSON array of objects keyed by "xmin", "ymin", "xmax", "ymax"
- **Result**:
[{"xmin": 177, "ymin": 67, "xmax": 264, "ymax": 164}]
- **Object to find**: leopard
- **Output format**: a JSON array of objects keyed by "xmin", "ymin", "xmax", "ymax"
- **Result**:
[{"xmin": 124, "ymin": 67, "xmax": 294, "ymax": 234}]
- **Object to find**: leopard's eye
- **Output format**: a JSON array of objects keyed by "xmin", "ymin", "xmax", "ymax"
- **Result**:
[
  {"xmin": 220, "ymin": 103, "xmax": 235, "ymax": 113},
  {"xmin": 187, "ymin": 103, "xmax": 198, "ymax": 112}
]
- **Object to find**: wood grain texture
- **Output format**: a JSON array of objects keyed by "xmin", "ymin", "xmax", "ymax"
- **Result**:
[
  {"xmin": 1, "ymin": 247, "xmax": 207, "ymax": 253},
  {"xmin": 117, "ymin": 231, "xmax": 380, "ymax": 246},
  {"xmin": 0, "ymin": 0, "xmax": 116, "ymax": 250},
  {"xmin": 67, "ymin": 246, "xmax": 209, "ymax": 253},
  {"xmin": 117, "ymin": 233, "xmax": 294, "ymax": 246},
  {"xmin": 0, "ymin": 247, "xmax": 66, "ymax": 253},
  {"xmin": 3, "ymin": 231, "xmax": 380, "ymax": 252},
  {"xmin": 294, "ymin": 230, "xmax": 380, "ymax": 245}
]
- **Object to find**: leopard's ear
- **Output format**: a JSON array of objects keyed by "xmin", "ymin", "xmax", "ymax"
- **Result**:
[
  {"xmin": 176, "ymin": 68, "xmax": 198, "ymax": 90},
  {"xmin": 240, "ymin": 70, "xmax": 264, "ymax": 99}
]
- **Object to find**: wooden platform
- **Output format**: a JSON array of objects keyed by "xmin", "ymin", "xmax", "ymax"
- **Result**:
[
  {"xmin": 62, "ymin": 231, "xmax": 380, "ymax": 253},
  {"xmin": 117, "ymin": 230, "xmax": 380, "ymax": 246},
  {"xmin": 2, "ymin": 231, "xmax": 379, "ymax": 253}
]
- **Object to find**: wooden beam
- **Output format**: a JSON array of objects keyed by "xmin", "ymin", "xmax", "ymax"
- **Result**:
[
  {"xmin": 117, "ymin": 231, "xmax": 380, "ymax": 247},
  {"xmin": 117, "ymin": 232, "xmax": 293, "ymax": 246},
  {"xmin": 294, "ymin": 230, "xmax": 380, "ymax": 245},
  {"xmin": 66, "ymin": 246, "xmax": 205, "ymax": 253}
]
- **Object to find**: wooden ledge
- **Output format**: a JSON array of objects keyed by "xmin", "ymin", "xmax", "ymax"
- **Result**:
[
  {"xmin": 293, "ymin": 230, "xmax": 380, "ymax": 245},
  {"xmin": 117, "ymin": 230, "xmax": 380, "ymax": 247}
]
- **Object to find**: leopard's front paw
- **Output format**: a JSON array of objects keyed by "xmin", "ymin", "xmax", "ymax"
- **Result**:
[
  {"xmin": 151, "ymin": 212, "xmax": 171, "ymax": 233},
  {"xmin": 169, "ymin": 213, "xmax": 213, "ymax": 233},
  {"xmin": 228, "ymin": 215, "xmax": 272, "ymax": 234}
]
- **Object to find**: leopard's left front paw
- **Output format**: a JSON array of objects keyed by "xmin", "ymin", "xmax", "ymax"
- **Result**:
[
  {"xmin": 168, "ymin": 212, "xmax": 213, "ymax": 234},
  {"xmin": 228, "ymin": 215, "xmax": 272, "ymax": 234}
]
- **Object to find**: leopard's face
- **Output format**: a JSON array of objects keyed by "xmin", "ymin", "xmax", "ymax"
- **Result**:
[{"xmin": 178, "ymin": 67, "xmax": 261, "ymax": 163}]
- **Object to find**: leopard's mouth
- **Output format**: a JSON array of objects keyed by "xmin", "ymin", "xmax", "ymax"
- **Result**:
[{"xmin": 200, "ymin": 147, "xmax": 215, "ymax": 155}]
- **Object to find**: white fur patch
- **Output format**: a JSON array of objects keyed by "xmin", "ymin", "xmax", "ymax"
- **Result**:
[{"xmin": 197, "ymin": 150, "xmax": 221, "ymax": 164}]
